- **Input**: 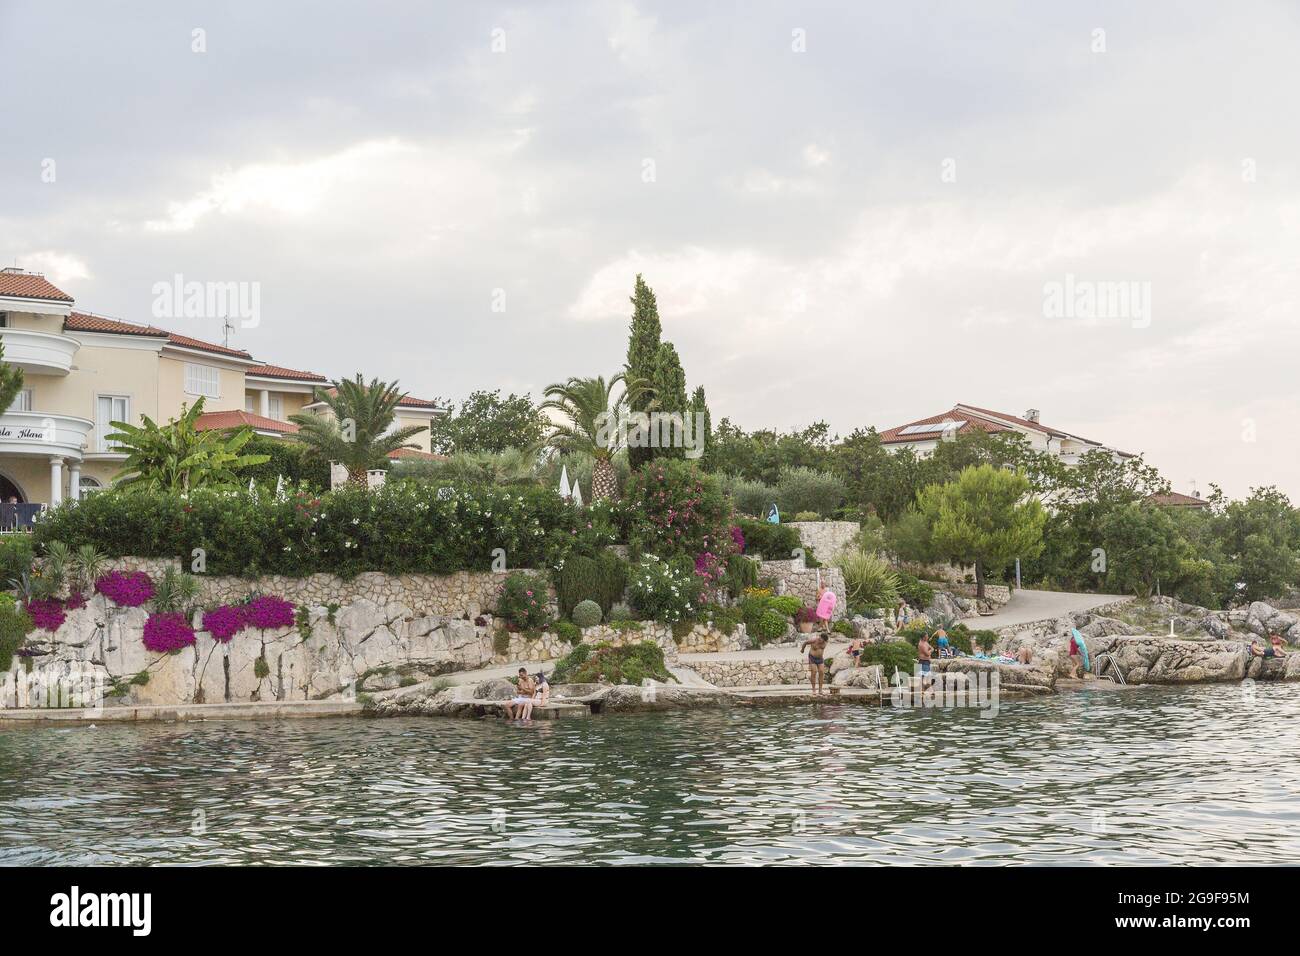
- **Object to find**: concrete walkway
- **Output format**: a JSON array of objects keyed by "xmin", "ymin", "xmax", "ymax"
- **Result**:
[{"xmin": 972, "ymin": 588, "xmax": 1130, "ymax": 630}]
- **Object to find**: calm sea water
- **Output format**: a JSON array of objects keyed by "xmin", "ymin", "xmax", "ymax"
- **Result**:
[{"xmin": 2, "ymin": 683, "xmax": 1297, "ymax": 865}]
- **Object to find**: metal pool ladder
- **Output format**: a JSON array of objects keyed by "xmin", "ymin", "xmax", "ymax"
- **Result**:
[{"xmin": 1094, "ymin": 651, "xmax": 1127, "ymax": 685}]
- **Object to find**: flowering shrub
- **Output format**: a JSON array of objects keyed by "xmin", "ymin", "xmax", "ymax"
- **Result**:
[
  {"xmin": 95, "ymin": 571, "xmax": 155, "ymax": 607},
  {"xmin": 795, "ymin": 605, "xmax": 820, "ymax": 625},
  {"xmin": 202, "ymin": 604, "xmax": 246, "ymax": 643},
  {"xmin": 26, "ymin": 598, "xmax": 67, "ymax": 632},
  {"xmin": 142, "ymin": 612, "xmax": 196, "ymax": 653},
  {"xmin": 625, "ymin": 460, "xmax": 734, "ymax": 562},
  {"xmin": 65, "ymin": 591, "xmax": 87, "ymax": 610},
  {"xmin": 626, "ymin": 555, "xmax": 704, "ymax": 624},
  {"xmin": 693, "ymin": 551, "xmax": 724, "ymax": 584},
  {"xmin": 244, "ymin": 595, "xmax": 295, "ymax": 630},
  {"xmin": 730, "ymin": 525, "xmax": 745, "ymax": 554},
  {"xmin": 35, "ymin": 483, "xmax": 611, "ymax": 580},
  {"xmin": 496, "ymin": 572, "xmax": 551, "ymax": 631}
]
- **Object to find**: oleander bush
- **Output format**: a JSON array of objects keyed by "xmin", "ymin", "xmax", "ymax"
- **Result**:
[
  {"xmin": 497, "ymin": 572, "xmax": 551, "ymax": 631},
  {"xmin": 625, "ymin": 555, "xmax": 704, "ymax": 624},
  {"xmin": 33, "ymin": 481, "xmax": 611, "ymax": 579},
  {"xmin": 625, "ymin": 460, "xmax": 734, "ymax": 561}
]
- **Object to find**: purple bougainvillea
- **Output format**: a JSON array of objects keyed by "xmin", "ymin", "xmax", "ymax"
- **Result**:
[
  {"xmin": 142, "ymin": 612, "xmax": 196, "ymax": 653},
  {"xmin": 730, "ymin": 525, "xmax": 745, "ymax": 554},
  {"xmin": 65, "ymin": 591, "xmax": 87, "ymax": 610},
  {"xmin": 244, "ymin": 595, "xmax": 295, "ymax": 630},
  {"xmin": 95, "ymin": 571, "xmax": 155, "ymax": 608},
  {"xmin": 26, "ymin": 598, "xmax": 67, "ymax": 632},
  {"xmin": 202, "ymin": 604, "xmax": 247, "ymax": 643}
]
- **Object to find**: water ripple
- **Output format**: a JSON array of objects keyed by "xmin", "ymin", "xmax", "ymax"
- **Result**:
[{"xmin": 2, "ymin": 682, "xmax": 1298, "ymax": 865}]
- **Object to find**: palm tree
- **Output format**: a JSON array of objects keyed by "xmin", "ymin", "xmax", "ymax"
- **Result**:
[
  {"xmin": 540, "ymin": 374, "xmax": 650, "ymax": 501},
  {"xmin": 289, "ymin": 375, "xmax": 427, "ymax": 488},
  {"xmin": 108, "ymin": 397, "xmax": 270, "ymax": 492}
]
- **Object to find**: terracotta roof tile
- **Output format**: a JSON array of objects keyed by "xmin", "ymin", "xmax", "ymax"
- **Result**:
[
  {"xmin": 64, "ymin": 312, "xmax": 252, "ymax": 358},
  {"xmin": 879, "ymin": 409, "xmax": 1009, "ymax": 444},
  {"xmin": 0, "ymin": 271, "xmax": 74, "ymax": 302},
  {"xmin": 1149, "ymin": 491, "xmax": 1211, "ymax": 508},
  {"xmin": 246, "ymin": 363, "xmax": 327, "ymax": 382},
  {"xmin": 64, "ymin": 312, "xmax": 170, "ymax": 339},
  {"xmin": 193, "ymin": 410, "xmax": 300, "ymax": 434}
]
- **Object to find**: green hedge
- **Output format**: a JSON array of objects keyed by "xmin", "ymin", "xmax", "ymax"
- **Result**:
[
  {"xmin": 0, "ymin": 537, "xmax": 34, "ymax": 589},
  {"xmin": 860, "ymin": 640, "xmax": 917, "ymax": 673},
  {"xmin": 554, "ymin": 551, "xmax": 627, "ymax": 618},
  {"xmin": 32, "ymin": 481, "xmax": 612, "ymax": 579},
  {"xmin": 737, "ymin": 519, "xmax": 803, "ymax": 561}
]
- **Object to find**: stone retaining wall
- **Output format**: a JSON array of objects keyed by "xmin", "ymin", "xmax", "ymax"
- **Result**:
[
  {"xmin": 785, "ymin": 521, "xmax": 860, "ymax": 562},
  {"xmin": 688, "ymin": 658, "xmax": 811, "ymax": 687},
  {"xmin": 499, "ymin": 620, "xmax": 746, "ymax": 664},
  {"xmin": 102, "ymin": 558, "xmax": 553, "ymax": 618},
  {"xmin": 756, "ymin": 560, "xmax": 847, "ymax": 621}
]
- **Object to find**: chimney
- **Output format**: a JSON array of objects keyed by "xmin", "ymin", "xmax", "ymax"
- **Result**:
[{"xmin": 1024, "ymin": 408, "xmax": 1040, "ymax": 423}]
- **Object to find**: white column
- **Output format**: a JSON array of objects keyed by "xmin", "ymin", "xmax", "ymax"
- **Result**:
[
  {"xmin": 49, "ymin": 457, "xmax": 63, "ymax": 506},
  {"xmin": 259, "ymin": 390, "xmax": 270, "ymax": 417},
  {"xmin": 68, "ymin": 462, "xmax": 81, "ymax": 501}
]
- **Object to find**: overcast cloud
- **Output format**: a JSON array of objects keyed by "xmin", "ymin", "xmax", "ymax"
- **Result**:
[{"xmin": 3, "ymin": 0, "xmax": 1298, "ymax": 498}]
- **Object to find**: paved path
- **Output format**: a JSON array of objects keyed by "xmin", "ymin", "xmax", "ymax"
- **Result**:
[{"xmin": 971, "ymin": 588, "xmax": 1130, "ymax": 630}]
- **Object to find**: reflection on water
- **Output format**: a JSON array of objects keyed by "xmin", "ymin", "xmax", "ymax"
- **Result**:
[{"xmin": 2, "ymin": 682, "xmax": 1298, "ymax": 865}]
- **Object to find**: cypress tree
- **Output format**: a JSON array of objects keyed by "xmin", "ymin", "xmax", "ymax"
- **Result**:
[
  {"xmin": 690, "ymin": 384, "xmax": 713, "ymax": 470},
  {"xmin": 650, "ymin": 342, "xmax": 688, "ymax": 461},
  {"xmin": 625, "ymin": 274, "xmax": 663, "ymax": 469}
]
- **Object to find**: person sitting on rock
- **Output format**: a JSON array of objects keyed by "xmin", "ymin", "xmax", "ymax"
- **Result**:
[
  {"xmin": 1268, "ymin": 634, "xmax": 1288, "ymax": 658},
  {"xmin": 504, "ymin": 668, "xmax": 536, "ymax": 720},
  {"xmin": 532, "ymin": 671, "xmax": 550, "ymax": 706},
  {"xmin": 1015, "ymin": 645, "xmax": 1033, "ymax": 665}
]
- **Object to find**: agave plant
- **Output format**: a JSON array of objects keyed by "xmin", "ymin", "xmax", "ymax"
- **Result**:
[
  {"xmin": 108, "ymin": 397, "xmax": 271, "ymax": 492},
  {"xmin": 71, "ymin": 544, "xmax": 109, "ymax": 596},
  {"xmin": 151, "ymin": 567, "xmax": 203, "ymax": 618},
  {"xmin": 289, "ymin": 375, "xmax": 428, "ymax": 488},
  {"xmin": 540, "ymin": 373, "xmax": 651, "ymax": 501},
  {"xmin": 833, "ymin": 551, "xmax": 902, "ymax": 612}
]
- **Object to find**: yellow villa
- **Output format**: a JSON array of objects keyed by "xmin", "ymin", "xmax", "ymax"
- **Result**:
[{"xmin": 0, "ymin": 268, "xmax": 445, "ymax": 521}]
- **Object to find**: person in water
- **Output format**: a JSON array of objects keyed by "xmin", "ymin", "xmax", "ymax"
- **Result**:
[
  {"xmin": 916, "ymin": 632, "xmax": 933, "ymax": 689},
  {"xmin": 801, "ymin": 630, "xmax": 830, "ymax": 695}
]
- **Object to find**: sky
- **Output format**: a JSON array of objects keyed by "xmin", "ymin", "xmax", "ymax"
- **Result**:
[{"xmin": 3, "ymin": 0, "xmax": 1298, "ymax": 500}]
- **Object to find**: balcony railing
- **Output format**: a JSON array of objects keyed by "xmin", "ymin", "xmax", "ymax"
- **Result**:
[
  {"xmin": 0, "ymin": 328, "xmax": 80, "ymax": 376},
  {"xmin": 0, "ymin": 410, "xmax": 94, "ymax": 459}
]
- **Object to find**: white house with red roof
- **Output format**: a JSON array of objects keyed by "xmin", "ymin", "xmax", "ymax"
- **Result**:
[
  {"xmin": 0, "ymin": 268, "xmax": 445, "ymax": 514},
  {"xmin": 878, "ymin": 402, "xmax": 1132, "ymax": 465}
]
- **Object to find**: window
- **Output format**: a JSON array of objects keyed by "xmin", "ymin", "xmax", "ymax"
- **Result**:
[
  {"xmin": 268, "ymin": 395, "xmax": 283, "ymax": 420},
  {"xmin": 79, "ymin": 476, "xmax": 104, "ymax": 495},
  {"xmin": 96, "ymin": 395, "xmax": 130, "ymax": 452},
  {"xmin": 7, "ymin": 389, "xmax": 33, "ymax": 413},
  {"xmin": 245, "ymin": 393, "xmax": 256, "ymax": 413},
  {"xmin": 0, "ymin": 313, "xmax": 8, "ymax": 328},
  {"xmin": 184, "ymin": 363, "xmax": 221, "ymax": 398}
]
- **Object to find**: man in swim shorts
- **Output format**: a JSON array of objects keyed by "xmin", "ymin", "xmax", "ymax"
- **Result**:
[
  {"xmin": 917, "ymin": 632, "xmax": 933, "ymax": 689},
  {"xmin": 801, "ymin": 631, "xmax": 830, "ymax": 695},
  {"xmin": 503, "ymin": 667, "xmax": 536, "ymax": 720}
]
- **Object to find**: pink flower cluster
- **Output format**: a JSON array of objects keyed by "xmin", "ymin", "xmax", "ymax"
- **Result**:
[
  {"xmin": 201, "ymin": 596, "xmax": 296, "ymax": 642},
  {"xmin": 142, "ymin": 612, "xmax": 196, "ymax": 653},
  {"xmin": 202, "ymin": 604, "xmax": 246, "ymax": 643},
  {"xmin": 244, "ymin": 595, "xmax": 296, "ymax": 630},
  {"xmin": 95, "ymin": 571, "xmax": 155, "ymax": 608},
  {"xmin": 26, "ymin": 598, "xmax": 67, "ymax": 632},
  {"xmin": 730, "ymin": 525, "xmax": 745, "ymax": 554},
  {"xmin": 694, "ymin": 551, "xmax": 724, "ymax": 583}
]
